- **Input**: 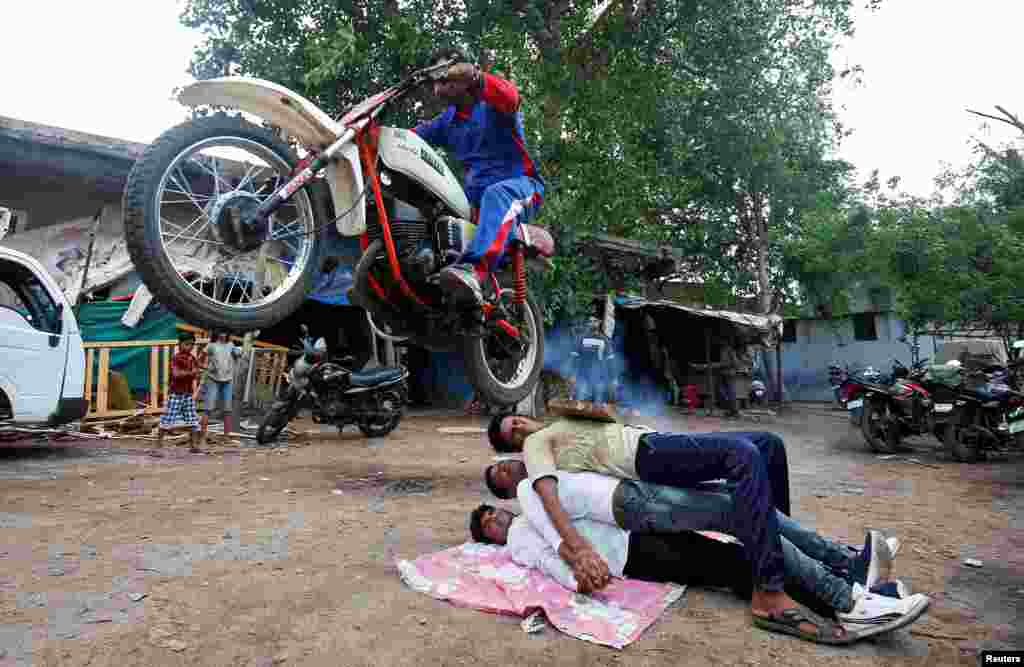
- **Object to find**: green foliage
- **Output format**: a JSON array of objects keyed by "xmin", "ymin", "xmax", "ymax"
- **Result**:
[{"xmin": 795, "ymin": 118, "xmax": 1024, "ymax": 338}]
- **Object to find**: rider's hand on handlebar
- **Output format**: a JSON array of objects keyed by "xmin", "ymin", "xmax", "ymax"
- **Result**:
[{"xmin": 445, "ymin": 62, "xmax": 479, "ymax": 83}]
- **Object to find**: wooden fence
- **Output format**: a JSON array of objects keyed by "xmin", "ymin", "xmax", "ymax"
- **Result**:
[{"xmin": 82, "ymin": 338, "xmax": 289, "ymax": 420}]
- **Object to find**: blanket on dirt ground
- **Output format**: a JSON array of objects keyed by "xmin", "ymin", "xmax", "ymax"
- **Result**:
[{"xmin": 397, "ymin": 542, "xmax": 686, "ymax": 649}]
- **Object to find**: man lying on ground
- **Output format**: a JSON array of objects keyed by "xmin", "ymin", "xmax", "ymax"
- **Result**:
[
  {"xmin": 470, "ymin": 486, "xmax": 930, "ymax": 645},
  {"xmin": 488, "ymin": 412, "xmax": 811, "ymax": 632}
]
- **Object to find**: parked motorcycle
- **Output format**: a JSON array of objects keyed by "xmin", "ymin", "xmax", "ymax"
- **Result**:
[
  {"xmin": 830, "ymin": 364, "xmax": 881, "ymax": 427},
  {"xmin": 828, "ymin": 363, "xmax": 847, "ymax": 407},
  {"xmin": 926, "ymin": 362, "xmax": 1024, "ymax": 462},
  {"xmin": 858, "ymin": 358, "xmax": 933, "ymax": 453},
  {"xmin": 123, "ymin": 58, "xmax": 553, "ymax": 407},
  {"xmin": 257, "ymin": 325, "xmax": 408, "ymax": 444}
]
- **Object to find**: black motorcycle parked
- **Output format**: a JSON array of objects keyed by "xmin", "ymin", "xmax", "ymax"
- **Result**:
[
  {"xmin": 925, "ymin": 363, "xmax": 1024, "ymax": 462},
  {"xmin": 859, "ymin": 358, "xmax": 933, "ymax": 454},
  {"xmin": 257, "ymin": 325, "xmax": 409, "ymax": 444}
]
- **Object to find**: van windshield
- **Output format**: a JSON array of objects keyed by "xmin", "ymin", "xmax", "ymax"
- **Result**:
[{"xmin": 0, "ymin": 259, "xmax": 62, "ymax": 334}]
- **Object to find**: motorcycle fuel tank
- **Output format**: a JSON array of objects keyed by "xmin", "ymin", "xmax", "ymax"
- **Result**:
[{"xmin": 377, "ymin": 127, "xmax": 471, "ymax": 220}]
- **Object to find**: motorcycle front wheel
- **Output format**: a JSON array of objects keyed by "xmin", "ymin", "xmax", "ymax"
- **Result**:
[
  {"xmin": 123, "ymin": 113, "xmax": 321, "ymax": 332},
  {"xmin": 463, "ymin": 290, "xmax": 545, "ymax": 408}
]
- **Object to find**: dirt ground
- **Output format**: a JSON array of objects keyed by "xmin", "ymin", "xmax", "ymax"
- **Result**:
[{"xmin": 0, "ymin": 405, "xmax": 1021, "ymax": 666}]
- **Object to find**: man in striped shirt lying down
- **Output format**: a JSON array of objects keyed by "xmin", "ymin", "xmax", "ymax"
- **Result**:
[{"xmin": 471, "ymin": 467, "xmax": 930, "ymax": 645}]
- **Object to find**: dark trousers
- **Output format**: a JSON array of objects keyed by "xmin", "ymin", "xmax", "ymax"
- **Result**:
[
  {"xmin": 623, "ymin": 532, "xmax": 836, "ymax": 619},
  {"xmin": 635, "ymin": 431, "xmax": 789, "ymax": 592}
]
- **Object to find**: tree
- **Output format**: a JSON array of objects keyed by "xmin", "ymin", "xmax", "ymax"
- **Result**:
[{"xmin": 657, "ymin": 0, "xmax": 865, "ymax": 316}]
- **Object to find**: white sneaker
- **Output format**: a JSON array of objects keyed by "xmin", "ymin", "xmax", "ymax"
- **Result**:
[
  {"xmin": 886, "ymin": 536, "xmax": 901, "ymax": 558},
  {"xmin": 839, "ymin": 585, "xmax": 931, "ymax": 639},
  {"xmin": 839, "ymin": 583, "xmax": 909, "ymax": 626}
]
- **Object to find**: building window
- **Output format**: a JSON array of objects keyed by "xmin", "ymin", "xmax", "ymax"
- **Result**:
[
  {"xmin": 852, "ymin": 313, "xmax": 877, "ymax": 341},
  {"xmin": 781, "ymin": 320, "xmax": 797, "ymax": 343}
]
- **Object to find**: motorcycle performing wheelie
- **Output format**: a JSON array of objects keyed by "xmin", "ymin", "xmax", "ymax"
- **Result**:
[
  {"xmin": 122, "ymin": 55, "xmax": 553, "ymax": 407},
  {"xmin": 258, "ymin": 324, "xmax": 408, "ymax": 445}
]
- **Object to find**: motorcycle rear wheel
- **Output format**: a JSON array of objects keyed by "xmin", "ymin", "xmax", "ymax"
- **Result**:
[
  {"xmin": 945, "ymin": 424, "xmax": 984, "ymax": 463},
  {"xmin": 257, "ymin": 390, "xmax": 297, "ymax": 445},
  {"xmin": 123, "ymin": 113, "xmax": 321, "ymax": 332},
  {"xmin": 357, "ymin": 389, "xmax": 405, "ymax": 438},
  {"xmin": 861, "ymin": 399, "xmax": 898, "ymax": 453},
  {"xmin": 463, "ymin": 290, "xmax": 545, "ymax": 408}
]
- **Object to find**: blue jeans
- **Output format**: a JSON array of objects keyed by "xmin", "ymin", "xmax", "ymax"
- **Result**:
[
  {"xmin": 634, "ymin": 431, "xmax": 791, "ymax": 591},
  {"xmin": 461, "ymin": 176, "xmax": 544, "ymax": 274},
  {"xmin": 205, "ymin": 380, "xmax": 233, "ymax": 416},
  {"xmin": 574, "ymin": 355, "xmax": 607, "ymax": 403},
  {"xmin": 615, "ymin": 481, "xmax": 856, "ymax": 612}
]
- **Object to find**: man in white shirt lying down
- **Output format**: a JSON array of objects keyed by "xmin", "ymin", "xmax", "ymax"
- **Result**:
[{"xmin": 469, "ymin": 468, "xmax": 930, "ymax": 645}]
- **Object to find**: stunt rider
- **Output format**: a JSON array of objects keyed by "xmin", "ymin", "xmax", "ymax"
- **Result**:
[{"xmin": 413, "ymin": 48, "xmax": 545, "ymax": 307}]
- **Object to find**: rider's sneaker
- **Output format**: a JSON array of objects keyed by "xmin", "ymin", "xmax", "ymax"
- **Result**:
[{"xmin": 440, "ymin": 263, "xmax": 484, "ymax": 306}]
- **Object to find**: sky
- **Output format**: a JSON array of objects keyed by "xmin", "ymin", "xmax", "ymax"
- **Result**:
[
  {"xmin": 1, "ymin": 1, "xmax": 1023, "ymax": 199},
  {"xmin": 831, "ymin": 1, "xmax": 1024, "ymax": 196}
]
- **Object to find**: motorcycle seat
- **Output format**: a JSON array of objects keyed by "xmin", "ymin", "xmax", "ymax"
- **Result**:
[
  {"xmin": 519, "ymin": 224, "xmax": 555, "ymax": 258},
  {"xmin": 350, "ymin": 367, "xmax": 405, "ymax": 387}
]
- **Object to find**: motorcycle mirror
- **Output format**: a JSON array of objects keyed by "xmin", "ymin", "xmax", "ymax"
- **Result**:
[{"xmin": 300, "ymin": 324, "xmax": 310, "ymax": 335}]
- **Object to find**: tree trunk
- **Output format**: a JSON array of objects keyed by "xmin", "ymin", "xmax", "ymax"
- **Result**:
[{"xmin": 752, "ymin": 193, "xmax": 785, "ymax": 403}]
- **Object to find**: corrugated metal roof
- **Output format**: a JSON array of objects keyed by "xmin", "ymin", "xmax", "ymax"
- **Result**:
[{"xmin": 615, "ymin": 295, "xmax": 782, "ymax": 341}]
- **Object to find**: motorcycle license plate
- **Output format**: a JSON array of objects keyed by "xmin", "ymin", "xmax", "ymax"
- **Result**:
[
  {"xmin": 846, "ymin": 399, "xmax": 863, "ymax": 410},
  {"xmin": 934, "ymin": 403, "xmax": 954, "ymax": 413}
]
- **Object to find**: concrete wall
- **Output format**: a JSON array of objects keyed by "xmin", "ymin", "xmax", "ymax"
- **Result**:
[{"xmin": 780, "ymin": 312, "xmax": 949, "ymax": 401}]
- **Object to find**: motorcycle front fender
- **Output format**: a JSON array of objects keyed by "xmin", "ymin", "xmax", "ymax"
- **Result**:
[{"xmin": 178, "ymin": 76, "xmax": 366, "ymax": 237}]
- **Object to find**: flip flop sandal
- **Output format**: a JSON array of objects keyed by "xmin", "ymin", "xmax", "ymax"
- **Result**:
[{"xmin": 752, "ymin": 607, "xmax": 856, "ymax": 645}]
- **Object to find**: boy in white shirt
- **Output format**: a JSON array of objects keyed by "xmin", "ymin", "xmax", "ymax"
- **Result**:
[{"xmin": 471, "ymin": 477, "xmax": 930, "ymax": 645}]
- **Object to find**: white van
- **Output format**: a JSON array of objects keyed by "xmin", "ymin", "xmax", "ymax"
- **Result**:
[{"xmin": 0, "ymin": 244, "xmax": 88, "ymax": 425}]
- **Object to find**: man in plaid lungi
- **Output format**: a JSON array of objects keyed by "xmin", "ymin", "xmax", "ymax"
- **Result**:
[{"xmin": 158, "ymin": 332, "xmax": 201, "ymax": 452}]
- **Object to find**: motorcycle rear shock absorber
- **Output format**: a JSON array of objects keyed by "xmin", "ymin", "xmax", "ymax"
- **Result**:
[{"xmin": 512, "ymin": 245, "xmax": 526, "ymax": 306}]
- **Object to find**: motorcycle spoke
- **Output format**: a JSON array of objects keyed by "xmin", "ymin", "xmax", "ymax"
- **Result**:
[
  {"xmin": 162, "ymin": 212, "xmax": 209, "ymax": 248},
  {"xmin": 193, "ymin": 155, "xmax": 234, "ymax": 196},
  {"xmin": 161, "ymin": 232, "xmax": 224, "ymax": 247},
  {"xmin": 167, "ymin": 170, "xmax": 209, "ymax": 215},
  {"xmin": 235, "ymin": 161, "xmax": 263, "ymax": 193},
  {"xmin": 266, "ymin": 255, "xmax": 296, "ymax": 270}
]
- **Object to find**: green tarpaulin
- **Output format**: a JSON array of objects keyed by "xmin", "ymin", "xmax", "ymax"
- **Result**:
[{"xmin": 76, "ymin": 301, "xmax": 181, "ymax": 393}]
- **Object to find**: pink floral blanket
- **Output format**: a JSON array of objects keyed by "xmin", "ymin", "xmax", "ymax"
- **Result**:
[{"xmin": 397, "ymin": 542, "xmax": 685, "ymax": 649}]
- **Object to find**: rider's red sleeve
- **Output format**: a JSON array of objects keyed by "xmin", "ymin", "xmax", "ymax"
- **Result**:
[{"xmin": 480, "ymin": 73, "xmax": 520, "ymax": 114}]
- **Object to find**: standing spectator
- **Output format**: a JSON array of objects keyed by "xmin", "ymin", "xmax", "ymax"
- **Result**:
[
  {"xmin": 158, "ymin": 332, "xmax": 202, "ymax": 451},
  {"xmin": 691, "ymin": 335, "xmax": 747, "ymax": 418},
  {"xmin": 573, "ymin": 317, "xmax": 613, "ymax": 403},
  {"xmin": 205, "ymin": 330, "xmax": 243, "ymax": 435}
]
